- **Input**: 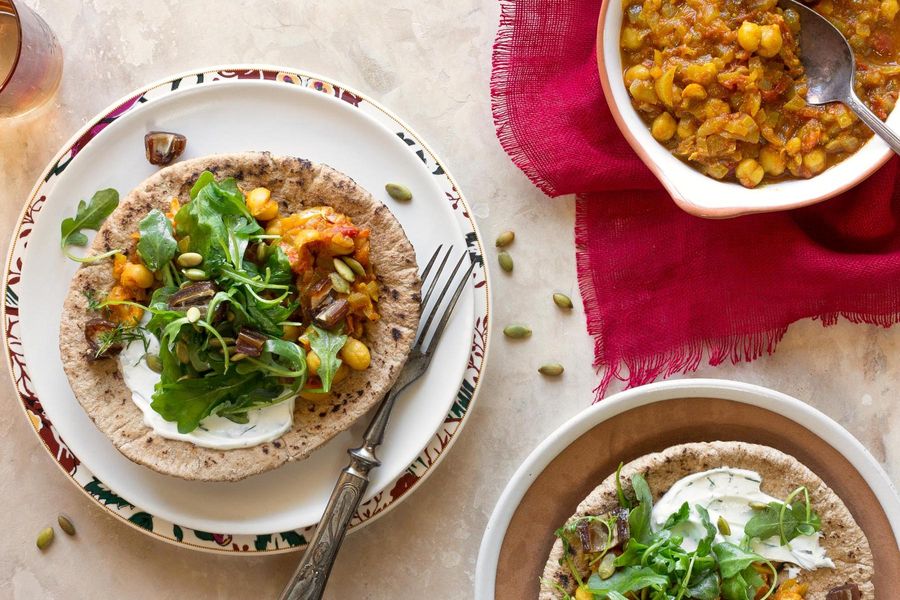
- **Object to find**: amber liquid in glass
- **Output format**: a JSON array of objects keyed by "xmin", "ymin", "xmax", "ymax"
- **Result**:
[{"xmin": 0, "ymin": 0, "xmax": 62, "ymax": 118}]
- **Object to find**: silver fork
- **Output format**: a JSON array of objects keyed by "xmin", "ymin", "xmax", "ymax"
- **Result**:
[{"xmin": 279, "ymin": 246, "xmax": 475, "ymax": 600}]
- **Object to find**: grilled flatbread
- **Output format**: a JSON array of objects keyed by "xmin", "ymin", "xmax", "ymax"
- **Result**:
[
  {"xmin": 59, "ymin": 152, "xmax": 420, "ymax": 481},
  {"xmin": 541, "ymin": 441, "xmax": 874, "ymax": 599}
]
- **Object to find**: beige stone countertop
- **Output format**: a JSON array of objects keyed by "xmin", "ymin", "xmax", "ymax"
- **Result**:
[{"xmin": 1, "ymin": 1, "xmax": 897, "ymax": 598}]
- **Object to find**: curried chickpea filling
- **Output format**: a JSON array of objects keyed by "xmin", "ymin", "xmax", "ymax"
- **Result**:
[{"xmin": 620, "ymin": 0, "xmax": 900, "ymax": 188}]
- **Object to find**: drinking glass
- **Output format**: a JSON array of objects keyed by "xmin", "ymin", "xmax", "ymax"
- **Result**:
[{"xmin": 0, "ymin": 0, "xmax": 62, "ymax": 118}]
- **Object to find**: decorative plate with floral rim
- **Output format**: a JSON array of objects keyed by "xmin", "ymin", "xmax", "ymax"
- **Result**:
[{"xmin": 3, "ymin": 66, "xmax": 490, "ymax": 553}]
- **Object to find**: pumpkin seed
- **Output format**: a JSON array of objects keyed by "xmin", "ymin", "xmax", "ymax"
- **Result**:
[
  {"xmin": 186, "ymin": 307, "xmax": 201, "ymax": 323},
  {"xmin": 748, "ymin": 501, "xmax": 769, "ymax": 510},
  {"xmin": 495, "ymin": 230, "xmax": 515, "ymax": 247},
  {"xmin": 553, "ymin": 293, "xmax": 574, "ymax": 309},
  {"xmin": 256, "ymin": 242, "xmax": 268, "ymax": 263},
  {"xmin": 57, "ymin": 515, "xmax": 76, "ymax": 536},
  {"xmin": 538, "ymin": 363, "xmax": 564, "ymax": 376},
  {"xmin": 597, "ymin": 551, "xmax": 616, "ymax": 579},
  {"xmin": 333, "ymin": 258, "xmax": 356, "ymax": 282},
  {"xmin": 343, "ymin": 257, "xmax": 366, "ymax": 278},
  {"xmin": 385, "ymin": 182, "xmax": 413, "ymax": 202},
  {"xmin": 183, "ymin": 268, "xmax": 208, "ymax": 281},
  {"xmin": 498, "ymin": 252, "xmax": 513, "ymax": 273},
  {"xmin": 717, "ymin": 515, "xmax": 731, "ymax": 536},
  {"xmin": 329, "ymin": 272, "xmax": 351, "ymax": 294},
  {"xmin": 177, "ymin": 236, "xmax": 191, "ymax": 253},
  {"xmin": 231, "ymin": 352, "xmax": 247, "ymax": 362},
  {"xmin": 145, "ymin": 353, "xmax": 163, "ymax": 373},
  {"xmin": 503, "ymin": 324, "xmax": 531, "ymax": 339},
  {"xmin": 36, "ymin": 527, "xmax": 54, "ymax": 550},
  {"xmin": 176, "ymin": 252, "xmax": 203, "ymax": 268}
]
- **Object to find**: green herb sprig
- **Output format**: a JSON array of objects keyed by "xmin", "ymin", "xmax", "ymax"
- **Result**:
[{"xmin": 60, "ymin": 189, "xmax": 121, "ymax": 263}]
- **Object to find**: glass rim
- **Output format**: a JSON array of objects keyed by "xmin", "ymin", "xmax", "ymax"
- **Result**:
[{"xmin": 0, "ymin": 0, "xmax": 23, "ymax": 94}]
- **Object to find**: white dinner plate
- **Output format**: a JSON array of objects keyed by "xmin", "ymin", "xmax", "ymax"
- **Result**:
[
  {"xmin": 475, "ymin": 378, "xmax": 900, "ymax": 598},
  {"xmin": 3, "ymin": 66, "xmax": 491, "ymax": 553}
]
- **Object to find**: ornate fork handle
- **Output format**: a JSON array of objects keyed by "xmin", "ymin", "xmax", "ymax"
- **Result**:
[{"xmin": 279, "ymin": 440, "xmax": 381, "ymax": 600}]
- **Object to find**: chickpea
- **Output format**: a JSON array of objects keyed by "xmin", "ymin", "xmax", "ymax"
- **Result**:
[
  {"xmin": 307, "ymin": 351, "xmax": 321, "ymax": 376},
  {"xmin": 759, "ymin": 146, "xmax": 786, "ymax": 176},
  {"xmin": 624, "ymin": 64, "xmax": 651, "ymax": 87},
  {"xmin": 651, "ymin": 112, "xmax": 677, "ymax": 142},
  {"xmin": 120, "ymin": 262, "xmax": 154, "ymax": 289},
  {"xmin": 737, "ymin": 21, "xmax": 761, "ymax": 52},
  {"xmin": 681, "ymin": 83, "xmax": 707, "ymax": 101},
  {"xmin": 736, "ymin": 158, "xmax": 766, "ymax": 188},
  {"xmin": 340, "ymin": 337, "xmax": 371, "ymax": 371},
  {"xmin": 785, "ymin": 137, "xmax": 802, "ymax": 155},
  {"xmin": 758, "ymin": 25, "xmax": 783, "ymax": 57},
  {"xmin": 282, "ymin": 324, "xmax": 302, "ymax": 342},
  {"xmin": 621, "ymin": 27, "xmax": 644, "ymax": 50},
  {"xmin": 628, "ymin": 80, "xmax": 659, "ymax": 104},
  {"xmin": 802, "ymin": 149, "xmax": 828, "ymax": 175},
  {"xmin": 246, "ymin": 187, "xmax": 279, "ymax": 221},
  {"xmin": 882, "ymin": 0, "xmax": 899, "ymax": 21},
  {"xmin": 677, "ymin": 117, "xmax": 697, "ymax": 139}
]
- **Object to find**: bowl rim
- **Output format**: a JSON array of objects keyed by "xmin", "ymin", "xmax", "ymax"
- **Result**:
[
  {"xmin": 595, "ymin": 3, "xmax": 895, "ymax": 218},
  {"xmin": 473, "ymin": 378, "xmax": 900, "ymax": 598}
]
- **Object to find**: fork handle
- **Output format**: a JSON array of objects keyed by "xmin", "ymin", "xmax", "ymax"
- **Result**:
[
  {"xmin": 845, "ymin": 92, "xmax": 900, "ymax": 156},
  {"xmin": 278, "ymin": 450, "xmax": 376, "ymax": 600}
]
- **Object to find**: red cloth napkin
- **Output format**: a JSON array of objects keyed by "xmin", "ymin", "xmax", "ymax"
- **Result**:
[{"xmin": 492, "ymin": 0, "xmax": 900, "ymax": 398}]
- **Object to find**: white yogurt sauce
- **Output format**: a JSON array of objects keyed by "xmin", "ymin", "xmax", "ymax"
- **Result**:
[
  {"xmin": 118, "ymin": 334, "xmax": 294, "ymax": 450},
  {"xmin": 650, "ymin": 467, "xmax": 834, "ymax": 571}
]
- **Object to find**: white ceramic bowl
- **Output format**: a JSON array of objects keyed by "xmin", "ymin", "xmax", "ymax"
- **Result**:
[{"xmin": 597, "ymin": 6, "xmax": 900, "ymax": 218}]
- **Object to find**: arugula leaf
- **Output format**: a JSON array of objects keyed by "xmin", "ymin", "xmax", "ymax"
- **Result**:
[
  {"xmin": 686, "ymin": 571, "xmax": 720, "ymax": 600},
  {"xmin": 721, "ymin": 573, "xmax": 752, "ymax": 600},
  {"xmin": 60, "ymin": 189, "xmax": 120, "ymax": 262},
  {"xmin": 712, "ymin": 542, "xmax": 763, "ymax": 579},
  {"xmin": 695, "ymin": 504, "xmax": 718, "ymax": 556},
  {"xmin": 266, "ymin": 244, "xmax": 294, "ymax": 285},
  {"xmin": 663, "ymin": 502, "xmax": 690, "ymax": 529},
  {"xmin": 308, "ymin": 325, "xmax": 347, "ymax": 392},
  {"xmin": 745, "ymin": 500, "xmax": 820, "ymax": 543},
  {"xmin": 615, "ymin": 462, "xmax": 631, "ymax": 509},
  {"xmin": 253, "ymin": 339, "xmax": 307, "ymax": 379},
  {"xmin": 586, "ymin": 566, "xmax": 668, "ymax": 595},
  {"xmin": 137, "ymin": 208, "xmax": 177, "ymax": 271},
  {"xmin": 190, "ymin": 171, "xmax": 215, "ymax": 199},
  {"xmin": 151, "ymin": 371, "xmax": 265, "ymax": 433},
  {"xmin": 628, "ymin": 474, "xmax": 653, "ymax": 544}
]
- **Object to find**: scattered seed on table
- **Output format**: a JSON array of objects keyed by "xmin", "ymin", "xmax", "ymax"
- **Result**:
[
  {"xmin": 503, "ymin": 324, "xmax": 531, "ymax": 339},
  {"xmin": 538, "ymin": 363, "xmax": 564, "ymax": 376},
  {"xmin": 498, "ymin": 252, "xmax": 513, "ymax": 273},
  {"xmin": 495, "ymin": 230, "xmax": 515, "ymax": 247},
  {"xmin": 57, "ymin": 514, "xmax": 76, "ymax": 536},
  {"xmin": 36, "ymin": 527, "xmax": 54, "ymax": 550},
  {"xmin": 553, "ymin": 293, "xmax": 573, "ymax": 309}
]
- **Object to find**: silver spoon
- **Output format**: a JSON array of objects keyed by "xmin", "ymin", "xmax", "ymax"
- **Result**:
[{"xmin": 780, "ymin": 0, "xmax": 900, "ymax": 155}]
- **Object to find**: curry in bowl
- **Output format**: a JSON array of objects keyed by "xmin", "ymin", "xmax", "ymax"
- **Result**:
[{"xmin": 620, "ymin": 0, "xmax": 900, "ymax": 188}]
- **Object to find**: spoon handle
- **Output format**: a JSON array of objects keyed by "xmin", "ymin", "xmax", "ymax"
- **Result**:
[{"xmin": 845, "ymin": 92, "xmax": 900, "ymax": 156}]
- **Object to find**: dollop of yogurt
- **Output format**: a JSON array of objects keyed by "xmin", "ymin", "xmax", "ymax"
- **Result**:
[
  {"xmin": 650, "ymin": 467, "xmax": 834, "ymax": 571},
  {"xmin": 118, "ymin": 334, "xmax": 294, "ymax": 450}
]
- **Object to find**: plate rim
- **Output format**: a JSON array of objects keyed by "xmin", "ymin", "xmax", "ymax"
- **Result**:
[
  {"xmin": 473, "ymin": 378, "xmax": 900, "ymax": 598},
  {"xmin": 2, "ymin": 63, "xmax": 492, "ymax": 554}
]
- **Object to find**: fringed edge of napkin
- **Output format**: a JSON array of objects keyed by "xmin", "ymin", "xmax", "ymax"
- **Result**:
[
  {"xmin": 575, "ymin": 198, "xmax": 900, "ymax": 401},
  {"xmin": 490, "ymin": 0, "xmax": 559, "ymax": 198}
]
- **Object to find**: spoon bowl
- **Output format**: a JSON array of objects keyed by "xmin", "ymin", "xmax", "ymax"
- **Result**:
[{"xmin": 781, "ymin": 0, "xmax": 900, "ymax": 154}]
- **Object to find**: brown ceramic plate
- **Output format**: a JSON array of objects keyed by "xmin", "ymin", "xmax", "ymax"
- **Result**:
[{"xmin": 475, "ymin": 379, "xmax": 900, "ymax": 598}]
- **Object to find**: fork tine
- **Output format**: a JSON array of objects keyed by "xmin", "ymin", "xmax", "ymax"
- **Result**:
[
  {"xmin": 419, "ymin": 245, "xmax": 454, "ymax": 309},
  {"xmin": 418, "ymin": 245, "xmax": 443, "ymax": 283},
  {"xmin": 422, "ymin": 257, "xmax": 475, "ymax": 356}
]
